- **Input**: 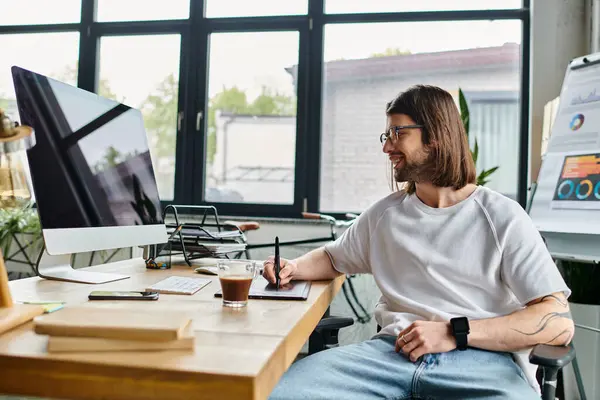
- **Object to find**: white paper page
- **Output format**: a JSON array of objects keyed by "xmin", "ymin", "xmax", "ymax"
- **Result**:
[{"xmin": 530, "ymin": 58, "xmax": 600, "ymax": 234}]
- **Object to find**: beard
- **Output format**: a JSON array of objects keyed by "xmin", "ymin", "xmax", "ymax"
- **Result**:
[{"xmin": 393, "ymin": 148, "xmax": 433, "ymax": 183}]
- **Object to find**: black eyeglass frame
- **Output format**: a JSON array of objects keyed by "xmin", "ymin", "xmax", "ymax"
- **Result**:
[{"xmin": 379, "ymin": 124, "xmax": 425, "ymax": 144}]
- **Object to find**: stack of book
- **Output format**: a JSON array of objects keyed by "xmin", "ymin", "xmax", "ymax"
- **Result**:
[{"xmin": 34, "ymin": 306, "xmax": 195, "ymax": 353}]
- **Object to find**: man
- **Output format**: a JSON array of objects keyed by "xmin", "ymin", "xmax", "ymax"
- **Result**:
[{"xmin": 263, "ymin": 85, "xmax": 573, "ymax": 400}]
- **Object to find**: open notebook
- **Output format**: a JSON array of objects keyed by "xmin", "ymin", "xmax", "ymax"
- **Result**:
[{"xmin": 214, "ymin": 275, "xmax": 311, "ymax": 300}]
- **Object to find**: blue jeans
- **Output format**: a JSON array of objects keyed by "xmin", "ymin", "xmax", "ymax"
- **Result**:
[{"xmin": 269, "ymin": 336, "xmax": 539, "ymax": 400}]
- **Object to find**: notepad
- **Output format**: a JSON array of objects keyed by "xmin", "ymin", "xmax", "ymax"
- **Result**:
[
  {"xmin": 147, "ymin": 276, "xmax": 211, "ymax": 295},
  {"xmin": 34, "ymin": 306, "xmax": 192, "ymax": 341}
]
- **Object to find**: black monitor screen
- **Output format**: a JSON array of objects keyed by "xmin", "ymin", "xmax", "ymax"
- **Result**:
[{"xmin": 12, "ymin": 66, "xmax": 164, "ymax": 229}]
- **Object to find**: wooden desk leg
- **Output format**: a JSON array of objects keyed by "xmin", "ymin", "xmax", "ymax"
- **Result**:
[{"xmin": 0, "ymin": 250, "xmax": 44, "ymax": 335}]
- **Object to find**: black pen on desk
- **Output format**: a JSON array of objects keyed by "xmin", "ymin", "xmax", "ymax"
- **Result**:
[{"xmin": 274, "ymin": 236, "xmax": 280, "ymax": 290}]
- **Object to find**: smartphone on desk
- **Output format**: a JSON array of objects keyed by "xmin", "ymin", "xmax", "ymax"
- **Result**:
[{"xmin": 88, "ymin": 291, "xmax": 159, "ymax": 301}]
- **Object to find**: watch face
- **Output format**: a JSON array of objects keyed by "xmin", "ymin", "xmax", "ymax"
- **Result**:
[{"xmin": 453, "ymin": 317, "xmax": 469, "ymax": 332}]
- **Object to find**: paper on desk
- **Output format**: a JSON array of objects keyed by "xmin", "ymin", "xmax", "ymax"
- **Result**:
[
  {"xmin": 179, "ymin": 241, "xmax": 246, "ymax": 257},
  {"xmin": 19, "ymin": 301, "xmax": 65, "ymax": 313}
]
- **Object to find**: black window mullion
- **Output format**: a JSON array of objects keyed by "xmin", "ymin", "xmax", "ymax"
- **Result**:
[
  {"xmin": 171, "ymin": 25, "xmax": 192, "ymax": 206},
  {"xmin": 93, "ymin": 20, "xmax": 188, "ymax": 35},
  {"xmin": 190, "ymin": 0, "xmax": 209, "ymax": 205},
  {"xmin": 77, "ymin": 0, "xmax": 98, "ymax": 92},
  {"xmin": 0, "ymin": 23, "xmax": 80, "ymax": 34},
  {"xmin": 205, "ymin": 15, "xmax": 306, "ymax": 32},
  {"xmin": 306, "ymin": 0, "xmax": 324, "ymax": 214},
  {"xmin": 517, "ymin": 0, "xmax": 531, "ymax": 208},
  {"xmin": 323, "ymin": 9, "xmax": 527, "ymax": 24},
  {"xmin": 292, "ymin": 23, "xmax": 311, "ymax": 215}
]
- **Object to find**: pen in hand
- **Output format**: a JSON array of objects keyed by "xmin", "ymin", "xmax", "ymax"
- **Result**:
[{"xmin": 274, "ymin": 236, "xmax": 280, "ymax": 291}]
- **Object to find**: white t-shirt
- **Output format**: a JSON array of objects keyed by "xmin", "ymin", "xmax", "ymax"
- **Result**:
[{"xmin": 324, "ymin": 186, "xmax": 571, "ymax": 390}]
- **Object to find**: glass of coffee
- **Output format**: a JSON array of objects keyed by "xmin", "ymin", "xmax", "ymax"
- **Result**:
[{"xmin": 217, "ymin": 260, "xmax": 258, "ymax": 307}]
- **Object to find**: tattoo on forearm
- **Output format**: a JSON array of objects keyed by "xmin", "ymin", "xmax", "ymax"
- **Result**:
[
  {"xmin": 544, "ymin": 329, "xmax": 574, "ymax": 345},
  {"xmin": 539, "ymin": 294, "xmax": 568, "ymax": 307},
  {"xmin": 512, "ymin": 311, "xmax": 572, "ymax": 336},
  {"xmin": 529, "ymin": 294, "xmax": 569, "ymax": 307}
]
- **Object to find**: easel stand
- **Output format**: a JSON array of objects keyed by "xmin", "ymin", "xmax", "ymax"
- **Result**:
[{"xmin": 0, "ymin": 251, "xmax": 43, "ymax": 335}]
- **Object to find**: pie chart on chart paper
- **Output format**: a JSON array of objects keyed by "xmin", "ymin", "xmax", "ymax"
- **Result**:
[{"xmin": 570, "ymin": 114, "xmax": 585, "ymax": 131}]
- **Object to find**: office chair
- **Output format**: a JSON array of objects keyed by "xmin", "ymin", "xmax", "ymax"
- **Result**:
[{"xmin": 309, "ymin": 320, "xmax": 579, "ymax": 400}]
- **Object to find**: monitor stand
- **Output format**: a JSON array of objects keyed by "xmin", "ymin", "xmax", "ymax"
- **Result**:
[{"xmin": 36, "ymin": 249, "xmax": 129, "ymax": 284}]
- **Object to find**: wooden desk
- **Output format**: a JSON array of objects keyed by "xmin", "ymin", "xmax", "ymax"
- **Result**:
[{"xmin": 0, "ymin": 259, "xmax": 344, "ymax": 400}]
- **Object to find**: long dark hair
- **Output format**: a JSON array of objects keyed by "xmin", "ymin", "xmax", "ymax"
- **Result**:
[{"xmin": 386, "ymin": 85, "xmax": 476, "ymax": 194}]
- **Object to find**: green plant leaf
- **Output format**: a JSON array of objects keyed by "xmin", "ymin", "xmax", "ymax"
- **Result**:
[
  {"xmin": 459, "ymin": 88, "xmax": 470, "ymax": 138},
  {"xmin": 457, "ymin": 87, "xmax": 498, "ymax": 188},
  {"xmin": 479, "ymin": 166, "xmax": 499, "ymax": 179},
  {"xmin": 0, "ymin": 204, "xmax": 42, "ymax": 257}
]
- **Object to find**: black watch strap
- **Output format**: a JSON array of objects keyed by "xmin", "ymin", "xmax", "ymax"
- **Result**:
[{"xmin": 450, "ymin": 317, "xmax": 470, "ymax": 351}]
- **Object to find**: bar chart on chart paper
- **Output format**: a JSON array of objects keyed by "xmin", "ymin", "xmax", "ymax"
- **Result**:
[{"xmin": 569, "ymin": 84, "xmax": 600, "ymax": 106}]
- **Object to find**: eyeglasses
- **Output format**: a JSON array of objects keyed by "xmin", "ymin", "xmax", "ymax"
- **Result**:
[{"xmin": 379, "ymin": 124, "xmax": 424, "ymax": 145}]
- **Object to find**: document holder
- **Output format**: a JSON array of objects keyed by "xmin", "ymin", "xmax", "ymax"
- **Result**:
[{"xmin": 148, "ymin": 205, "xmax": 247, "ymax": 267}]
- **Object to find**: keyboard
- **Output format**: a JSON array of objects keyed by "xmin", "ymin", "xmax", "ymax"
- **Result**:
[{"xmin": 146, "ymin": 276, "xmax": 211, "ymax": 295}]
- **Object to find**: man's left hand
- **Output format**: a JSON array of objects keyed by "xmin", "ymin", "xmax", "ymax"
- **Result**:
[{"xmin": 395, "ymin": 321, "xmax": 457, "ymax": 362}]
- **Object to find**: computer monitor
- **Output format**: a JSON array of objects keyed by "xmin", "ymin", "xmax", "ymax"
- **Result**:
[{"xmin": 11, "ymin": 66, "xmax": 168, "ymax": 284}]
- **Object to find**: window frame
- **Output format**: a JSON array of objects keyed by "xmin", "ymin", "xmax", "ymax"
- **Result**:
[
  {"xmin": 0, "ymin": 0, "xmax": 530, "ymax": 219},
  {"xmin": 190, "ymin": 14, "xmax": 310, "ymax": 218}
]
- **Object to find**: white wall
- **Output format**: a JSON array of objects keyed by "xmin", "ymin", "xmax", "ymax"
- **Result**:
[{"xmin": 530, "ymin": 0, "xmax": 588, "ymax": 183}]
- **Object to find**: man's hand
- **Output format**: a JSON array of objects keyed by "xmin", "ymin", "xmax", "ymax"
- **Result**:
[
  {"xmin": 263, "ymin": 256, "xmax": 298, "ymax": 287},
  {"xmin": 395, "ymin": 321, "xmax": 457, "ymax": 362}
]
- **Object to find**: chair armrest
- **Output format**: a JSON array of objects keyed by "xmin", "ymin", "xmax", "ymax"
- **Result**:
[
  {"xmin": 315, "ymin": 316, "xmax": 354, "ymax": 331},
  {"xmin": 309, "ymin": 316, "xmax": 354, "ymax": 354},
  {"xmin": 222, "ymin": 220, "xmax": 260, "ymax": 232},
  {"xmin": 529, "ymin": 344, "xmax": 575, "ymax": 369}
]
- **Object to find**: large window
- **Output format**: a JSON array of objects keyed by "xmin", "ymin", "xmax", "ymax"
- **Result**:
[
  {"xmin": 325, "ymin": 0, "xmax": 521, "ymax": 14},
  {"xmin": 97, "ymin": 0, "xmax": 190, "ymax": 22},
  {"xmin": 0, "ymin": 33, "xmax": 80, "ymax": 121},
  {"xmin": 205, "ymin": 32, "xmax": 299, "ymax": 205},
  {"xmin": 320, "ymin": 20, "xmax": 522, "ymax": 212},
  {"xmin": 99, "ymin": 35, "xmax": 182, "ymax": 201},
  {"xmin": 206, "ymin": 0, "xmax": 307, "ymax": 18},
  {"xmin": 0, "ymin": 32, "xmax": 79, "ymax": 205},
  {"xmin": 0, "ymin": 0, "xmax": 81, "ymax": 25},
  {"xmin": 1, "ymin": 1, "xmax": 529, "ymax": 217}
]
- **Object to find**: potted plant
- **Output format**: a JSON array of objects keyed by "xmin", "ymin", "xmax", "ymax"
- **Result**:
[
  {"xmin": 458, "ymin": 88, "xmax": 499, "ymax": 186},
  {"xmin": 0, "ymin": 203, "xmax": 43, "ymax": 268}
]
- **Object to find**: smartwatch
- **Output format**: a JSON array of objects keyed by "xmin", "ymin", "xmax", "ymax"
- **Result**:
[{"xmin": 450, "ymin": 317, "xmax": 470, "ymax": 351}]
